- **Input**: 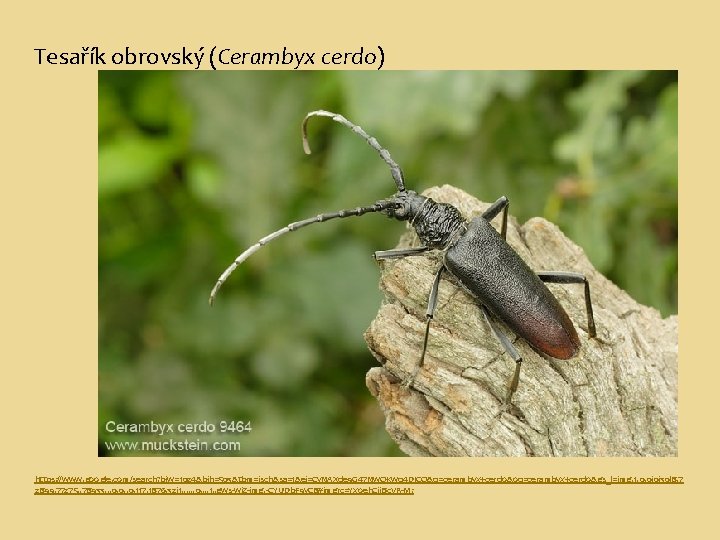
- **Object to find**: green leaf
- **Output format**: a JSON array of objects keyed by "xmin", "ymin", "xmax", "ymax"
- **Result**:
[
  {"xmin": 98, "ymin": 134, "xmax": 175, "ymax": 197},
  {"xmin": 187, "ymin": 155, "xmax": 222, "ymax": 202},
  {"xmin": 554, "ymin": 70, "xmax": 646, "ymax": 174},
  {"xmin": 131, "ymin": 73, "xmax": 178, "ymax": 129}
]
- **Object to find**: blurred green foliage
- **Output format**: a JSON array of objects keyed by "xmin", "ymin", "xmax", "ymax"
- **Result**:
[{"xmin": 99, "ymin": 71, "xmax": 677, "ymax": 456}]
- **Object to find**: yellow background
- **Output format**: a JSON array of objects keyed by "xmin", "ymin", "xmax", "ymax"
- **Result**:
[{"xmin": 3, "ymin": 1, "xmax": 709, "ymax": 537}]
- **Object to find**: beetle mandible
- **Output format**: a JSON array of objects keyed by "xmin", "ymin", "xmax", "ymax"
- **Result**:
[{"xmin": 209, "ymin": 110, "xmax": 597, "ymax": 404}]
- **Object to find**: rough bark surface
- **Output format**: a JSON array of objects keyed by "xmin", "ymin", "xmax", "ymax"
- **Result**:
[{"xmin": 364, "ymin": 185, "xmax": 677, "ymax": 457}]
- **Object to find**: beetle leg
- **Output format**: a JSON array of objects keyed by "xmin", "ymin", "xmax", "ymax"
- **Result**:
[
  {"xmin": 403, "ymin": 265, "xmax": 444, "ymax": 387},
  {"xmin": 537, "ymin": 272, "xmax": 596, "ymax": 337},
  {"xmin": 373, "ymin": 246, "xmax": 430, "ymax": 260},
  {"xmin": 481, "ymin": 196, "xmax": 509, "ymax": 239},
  {"xmin": 480, "ymin": 306, "xmax": 523, "ymax": 404}
]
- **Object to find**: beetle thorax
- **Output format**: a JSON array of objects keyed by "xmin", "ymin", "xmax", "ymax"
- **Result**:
[{"xmin": 384, "ymin": 191, "xmax": 467, "ymax": 249}]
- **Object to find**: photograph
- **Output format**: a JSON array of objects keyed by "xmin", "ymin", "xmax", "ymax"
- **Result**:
[{"xmin": 98, "ymin": 70, "xmax": 677, "ymax": 457}]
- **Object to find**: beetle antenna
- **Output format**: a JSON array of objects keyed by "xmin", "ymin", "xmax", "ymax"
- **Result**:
[
  {"xmin": 209, "ymin": 199, "xmax": 398, "ymax": 305},
  {"xmin": 302, "ymin": 110, "xmax": 407, "ymax": 193}
]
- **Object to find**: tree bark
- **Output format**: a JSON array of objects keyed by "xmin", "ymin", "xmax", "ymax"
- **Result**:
[{"xmin": 364, "ymin": 185, "xmax": 677, "ymax": 457}]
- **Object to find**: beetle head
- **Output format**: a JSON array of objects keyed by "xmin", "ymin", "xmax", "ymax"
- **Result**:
[{"xmin": 383, "ymin": 190, "xmax": 427, "ymax": 222}]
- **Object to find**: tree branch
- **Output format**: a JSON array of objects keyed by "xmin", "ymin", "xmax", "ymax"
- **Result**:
[{"xmin": 364, "ymin": 185, "xmax": 677, "ymax": 457}]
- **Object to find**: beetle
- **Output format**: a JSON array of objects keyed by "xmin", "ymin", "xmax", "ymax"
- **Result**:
[{"xmin": 210, "ymin": 110, "xmax": 597, "ymax": 404}]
